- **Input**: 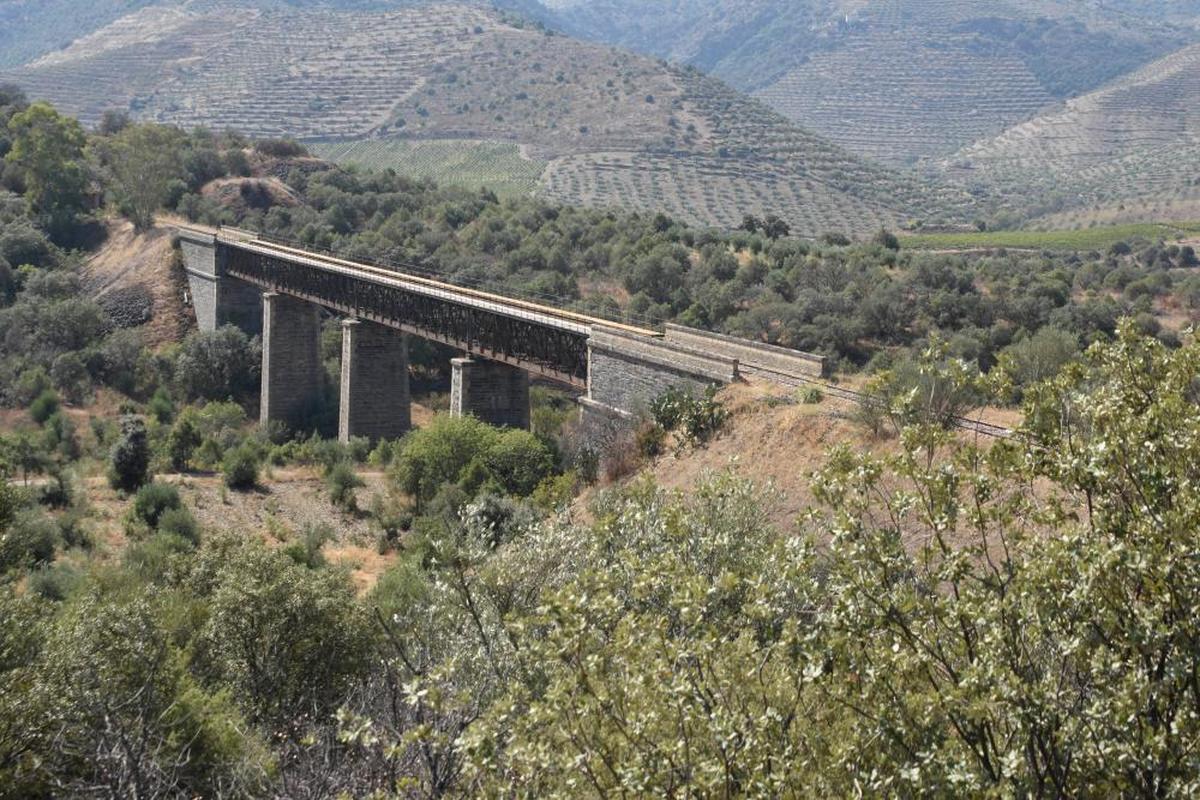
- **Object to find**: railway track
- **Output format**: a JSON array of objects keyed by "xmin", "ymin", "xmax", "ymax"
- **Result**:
[{"xmin": 741, "ymin": 366, "xmax": 1016, "ymax": 440}]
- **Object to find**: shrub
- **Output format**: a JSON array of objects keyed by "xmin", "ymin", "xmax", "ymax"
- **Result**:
[
  {"xmin": 147, "ymin": 388, "xmax": 174, "ymax": 424},
  {"xmin": 174, "ymin": 326, "xmax": 259, "ymax": 403},
  {"xmin": 133, "ymin": 482, "xmax": 182, "ymax": 530},
  {"xmin": 50, "ymin": 352, "xmax": 90, "ymax": 404},
  {"xmin": 635, "ymin": 421, "xmax": 666, "ymax": 458},
  {"xmin": 28, "ymin": 562, "xmax": 81, "ymax": 602},
  {"xmin": 11, "ymin": 367, "xmax": 52, "ymax": 407},
  {"xmin": 649, "ymin": 385, "xmax": 728, "ymax": 447},
  {"xmin": 221, "ymin": 445, "xmax": 260, "ymax": 491},
  {"xmin": 124, "ymin": 531, "xmax": 194, "ymax": 581},
  {"xmin": 193, "ymin": 535, "xmax": 371, "ymax": 726},
  {"xmin": 43, "ymin": 411, "xmax": 80, "ymax": 461},
  {"xmin": 29, "ymin": 389, "xmax": 59, "ymax": 424},
  {"xmin": 392, "ymin": 415, "xmax": 498, "ymax": 508},
  {"xmin": 326, "ymin": 462, "xmax": 364, "ymax": 512},
  {"xmin": 283, "ymin": 523, "xmax": 331, "ymax": 569},
  {"xmin": 799, "ymin": 387, "xmax": 824, "ymax": 404},
  {"xmin": 166, "ymin": 413, "xmax": 202, "ymax": 472},
  {"xmin": 157, "ymin": 507, "xmax": 200, "ymax": 546},
  {"xmin": 482, "ymin": 429, "xmax": 556, "ymax": 498},
  {"xmin": 253, "ymin": 138, "xmax": 307, "ymax": 158},
  {"xmin": 0, "ymin": 510, "xmax": 57, "ymax": 573},
  {"xmin": 108, "ymin": 415, "xmax": 151, "ymax": 492}
]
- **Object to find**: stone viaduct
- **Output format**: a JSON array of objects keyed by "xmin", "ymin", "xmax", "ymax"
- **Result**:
[{"xmin": 176, "ymin": 226, "xmax": 826, "ymax": 443}]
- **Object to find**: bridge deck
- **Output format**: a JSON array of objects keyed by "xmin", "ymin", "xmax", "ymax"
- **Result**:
[{"xmin": 178, "ymin": 223, "xmax": 659, "ymax": 339}]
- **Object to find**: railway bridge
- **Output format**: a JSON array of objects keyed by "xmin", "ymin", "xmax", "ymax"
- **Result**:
[{"xmin": 176, "ymin": 226, "xmax": 827, "ymax": 443}]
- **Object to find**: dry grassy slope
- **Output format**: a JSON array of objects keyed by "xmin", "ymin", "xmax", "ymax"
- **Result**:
[
  {"xmin": 1, "ymin": 2, "xmax": 972, "ymax": 235},
  {"xmin": 610, "ymin": 379, "xmax": 1019, "ymax": 551},
  {"xmin": 944, "ymin": 44, "xmax": 1200, "ymax": 224},
  {"xmin": 84, "ymin": 220, "xmax": 192, "ymax": 349}
]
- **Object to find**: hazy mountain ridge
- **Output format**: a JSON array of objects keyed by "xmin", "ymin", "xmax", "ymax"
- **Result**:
[
  {"xmin": 0, "ymin": 1, "xmax": 971, "ymax": 235},
  {"xmin": 943, "ymin": 42, "xmax": 1200, "ymax": 224},
  {"xmin": 505, "ymin": 0, "xmax": 1195, "ymax": 164}
]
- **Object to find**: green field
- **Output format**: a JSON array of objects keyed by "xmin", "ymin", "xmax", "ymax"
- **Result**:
[
  {"xmin": 309, "ymin": 138, "xmax": 547, "ymax": 199},
  {"xmin": 901, "ymin": 221, "xmax": 1200, "ymax": 252}
]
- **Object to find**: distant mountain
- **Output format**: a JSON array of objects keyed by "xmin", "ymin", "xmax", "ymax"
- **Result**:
[
  {"xmin": 942, "ymin": 43, "xmax": 1200, "ymax": 225},
  {"xmin": 0, "ymin": 0, "xmax": 461, "ymax": 69},
  {"xmin": 506, "ymin": 0, "xmax": 1194, "ymax": 165},
  {"xmin": 0, "ymin": 2, "xmax": 971, "ymax": 236}
]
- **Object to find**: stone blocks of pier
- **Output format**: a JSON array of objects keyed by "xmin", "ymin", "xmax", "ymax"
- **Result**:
[
  {"xmin": 261, "ymin": 292, "xmax": 322, "ymax": 432},
  {"xmin": 339, "ymin": 319, "xmax": 411, "ymax": 444},
  {"xmin": 450, "ymin": 358, "xmax": 531, "ymax": 429}
]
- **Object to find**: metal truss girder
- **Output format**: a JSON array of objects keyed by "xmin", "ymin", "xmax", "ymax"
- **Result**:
[{"xmin": 223, "ymin": 245, "xmax": 589, "ymax": 388}]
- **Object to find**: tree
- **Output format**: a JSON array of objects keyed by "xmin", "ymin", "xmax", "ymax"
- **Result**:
[
  {"xmin": 108, "ymin": 415, "xmax": 150, "ymax": 492},
  {"xmin": 166, "ymin": 412, "xmax": 202, "ymax": 472},
  {"xmin": 97, "ymin": 124, "xmax": 186, "ymax": 231},
  {"xmin": 458, "ymin": 324, "xmax": 1200, "ymax": 795},
  {"xmin": 4, "ymin": 102, "xmax": 88, "ymax": 235},
  {"xmin": 221, "ymin": 444, "xmax": 259, "ymax": 491},
  {"xmin": 999, "ymin": 326, "xmax": 1078, "ymax": 392},
  {"xmin": 174, "ymin": 326, "xmax": 260, "ymax": 403},
  {"xmin": 191, "ymin": 535, "xmax": 372, "ymax": 728},
  {"xmin": 761, "ymin": 214, "xmax": 790, "ymax": 240},
  {"xmin": 32, "ymin": 589, "xmax": 272, "ymax": 797}
]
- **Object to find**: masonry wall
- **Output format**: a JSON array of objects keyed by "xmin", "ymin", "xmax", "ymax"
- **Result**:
[
  {"xmin": 177, "ymin": 233, "xmax": 261, "ymax": 334},
  {"xmin": 663, "ymin": 323, "xmax": 826, "ymax": 378},
  {"xmin": 586, "ymin": 327, "xmax": 739, "ymax": 417},
  {"xmin": 179, "ymin": 234, "xmax": 220, "ymax": 331}
]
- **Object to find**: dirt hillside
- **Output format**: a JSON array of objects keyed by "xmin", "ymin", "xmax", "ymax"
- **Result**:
[{"xmin": 83, "ymin": 220, "xmax": 193, "ymax": 348}]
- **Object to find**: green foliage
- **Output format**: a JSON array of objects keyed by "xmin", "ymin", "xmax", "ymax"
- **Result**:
[
  {"xmin": 999, "ymin": 325, "xmax": 1079, "ymax": 392},
  {"xmin": 33, "ymin": 587, "xmax": 273, "ymax": 796},
  {"xmin": 97, "ymin": 123, "xmax": 187, "ymax": 231},
  {"xmin": 49, "ymin": 351, "xmax": 89, "ymax": 404},
  {"xmin": 173, "ymin": 326, "xmax": 260, "ymax": 403},
  {"xmin": 108, "ymin": 415, "xmax": 151, "ymax": 493},
  {"xmin": 132, "ymin": 482, "xmax": 182, "ymax": 531},
  {"xmin": 649, "ymin": 385, "xmax": 728, "ymax": 447},
  {"xmin": 27, "ymin": 388, "xmax": 58, "ymax": 424},
  {"xmin": 862, "ymin": 338, "xmax": 988, "ymax": 433},
  {"xmin": 191, "ymin": 535, "xmax": 371, "ymax": 726},
  {"xmin": 147, "ymin": 387, "xmax": 174, "ymax": 425},
  {"xmin": 221, "ymin": 444, "xmax": 260, "ymax": 491},
  {"xmin": 283, "ymin": 523, "xmax": 332, "ymax": 570},
  {"xmin": 391, "ymin": 415, "xmax": 555, "ymax": 509},
  {"xmin": 165, "ymin": 412, "xmax": 201, "ymax": 471},
  {"xmin": 325, "ymin": 462, "xmax": 364, "ymax": 512},
  {"xmin": 156, "ymin": 507, "xmax": 199, "ymax": 547},
  {"xmin": 5, "ymin": 102, "xmax": 88, "ymax": 235},
  {"xmin": 0, "ymin": 507, "xmax": 56, "ymax": 575}
]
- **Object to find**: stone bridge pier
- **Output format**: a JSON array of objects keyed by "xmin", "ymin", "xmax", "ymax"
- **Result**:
[
  {"xmin": 339, "ymin": 318, "xmax": 412, "ymax": 444},
  {"xmin": 260, "ymin": 292, "xmax": 322, "ymax": 432},
  {"xmin": 449, "ymin": 358, "xmax": 531, "ymax": 429}
]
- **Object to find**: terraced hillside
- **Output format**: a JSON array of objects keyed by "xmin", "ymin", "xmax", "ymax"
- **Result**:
[
  {"xmin": 514, "ymin": 0, "xmax": 1191, "ymax": 165},
  {"xmin": 0, "ymin": 2, "xmax": 971, "ymax": 236},
  {"xmin": 3, "ymin": 4, "xmax": 497, "ymax": 139},
  {"xmin": 944, "ymin": 44, "xmax": 1200, "ymax": 224}
]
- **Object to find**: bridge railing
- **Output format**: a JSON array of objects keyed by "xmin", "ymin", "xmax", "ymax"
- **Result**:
[{"xmin": 224, "ymin": 226, "xmax": 668, "ymax": 334}]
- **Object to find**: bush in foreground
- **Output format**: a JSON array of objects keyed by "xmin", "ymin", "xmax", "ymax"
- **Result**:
[{"xmin": 221, "ymin": 445, "xmax": 260, "ymax": 491}]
